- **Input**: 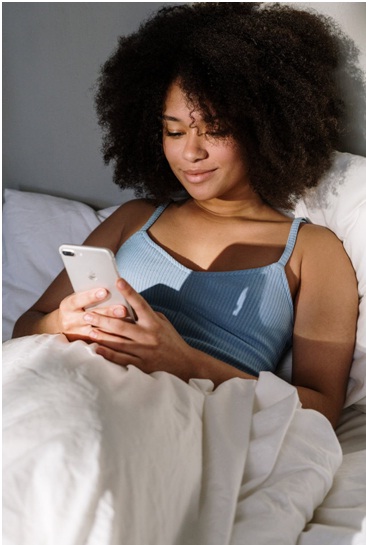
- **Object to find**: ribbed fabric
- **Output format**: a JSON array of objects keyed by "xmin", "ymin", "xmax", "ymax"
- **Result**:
[{"xmin": 115, "ymin": 204, "xmax": 306, "ymax": 376}]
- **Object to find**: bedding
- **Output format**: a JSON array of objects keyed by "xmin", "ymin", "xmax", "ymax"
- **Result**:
[
  {"xmin": 2, "ymin": 150, "xmax": 366, "ymax": 544},
  {"xmin": 2, "ymin": 335, "xmax": 366, "ymax": 545},
  {"xmin": 0, "ymin": 334, "xmax": 354, "ymax": 545}
]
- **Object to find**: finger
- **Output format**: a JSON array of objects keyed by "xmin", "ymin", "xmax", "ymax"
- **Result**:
[
  {"xmin": 63, "ymin": 288, "xmax": 109, "ymax": 311},
  {"xmin": 92, "ymin": 305, "xmax": 129, "ymax": 319},
  {"xmin": 83, "ymin": 312, "xmax": 130, "ymax": 337},
  {"xmin": 59, "ymin": 290, "xmax": 106, "ymax": 335},
  {"xmin": 89, "ymin": 327, "xmax": 136, "ymax": 352},
  {"xmin": 95, "ymin": 344, "xmax": 139, "ymax": 367},
  {"xmin": 116, "ymin": 278, "xmax": 153, "ymax": 321}
]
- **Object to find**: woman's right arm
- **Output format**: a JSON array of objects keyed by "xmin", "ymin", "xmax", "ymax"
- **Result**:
[
  {"xmin": 12, "ymin": 269, "xmax": 73, "ymax": 338},
  {"xmin": 11, "ymin": 269, "xmax": 113, "ymax": 339},
  {"xmin": 12, "ymin": 199, "xmax": 154, "ymax": 339}
]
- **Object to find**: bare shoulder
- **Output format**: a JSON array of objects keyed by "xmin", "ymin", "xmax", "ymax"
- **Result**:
[
  {"xmin": 116, "ymin": 197, "xmax": 156, "ymax": 214},
  {"xmin": 295, "ymin": 222, "xmax": 358, "ymax": 310},
  {"xmin": 84, "ymin": 198, "xmax": 157, "ymax": 252},
  {"xmin": 298, "ymin": 221, "xmax": 339, "ymax": 242},
  {"xmin": 114, "ymin": 198, "xmax": 158, "ymax": 240},
  {"xmin": 112, "ymin": 198, "xmax": 156, "ymax": 225},
  {"xmin": 297, "ymin": 222, "xmax": 349, "ymax": 263}
]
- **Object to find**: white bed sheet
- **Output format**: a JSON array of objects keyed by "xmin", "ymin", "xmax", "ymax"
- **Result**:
[{"xmin": 3, "ymin": 334, "xmax": 365, "ymax": 545}]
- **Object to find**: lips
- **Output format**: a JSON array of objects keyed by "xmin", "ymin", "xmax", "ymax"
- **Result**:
[{"xmin": 182, "ymin": 168, "xmax": 217, "ymax": 183}]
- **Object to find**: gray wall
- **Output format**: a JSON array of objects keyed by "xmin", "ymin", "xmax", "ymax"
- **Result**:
[
  {"xmin": 3, "ymin": 2, "xmax": 170, "ymax": 208},
  {"xmin": 3, "ymin": 2, "xmax": 366, "ymax": 208}
]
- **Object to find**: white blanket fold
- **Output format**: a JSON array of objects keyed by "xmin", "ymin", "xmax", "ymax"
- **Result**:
[{"xmin": 3, "ymin": 334, "xmax": 342, "ymax": 545}]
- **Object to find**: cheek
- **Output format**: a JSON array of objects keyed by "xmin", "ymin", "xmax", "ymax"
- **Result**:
[
  {"xmin": 213, "ymin": 147, "xmax": 238, "ymax": 167},
  {"xmin": 217, "ymin": 143, "xmax": 246, "ymax": 171},
  {"xmin": 208, "ymin": 137, "xmax": 238, "ymax": 162}
]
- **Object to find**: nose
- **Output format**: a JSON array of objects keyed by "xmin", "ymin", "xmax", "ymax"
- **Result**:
[{"xmin": 182, "ymin": 131, "xmax": 209, "ymax": 162}]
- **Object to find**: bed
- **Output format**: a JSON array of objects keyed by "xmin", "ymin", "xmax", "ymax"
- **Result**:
[{"xmin": 2, "ymin": 151, "xmax": 366, "ymax": 545}]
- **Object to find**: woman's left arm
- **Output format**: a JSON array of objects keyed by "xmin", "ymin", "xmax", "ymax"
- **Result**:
[{"xmin": 291, "ymin": 225, "xmax": 359, "ymax": 427}]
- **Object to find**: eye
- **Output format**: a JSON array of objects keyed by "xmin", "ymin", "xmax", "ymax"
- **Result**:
[{"xmin": 164, "ymin": 130, "xmax": 184, "ymax": 138}]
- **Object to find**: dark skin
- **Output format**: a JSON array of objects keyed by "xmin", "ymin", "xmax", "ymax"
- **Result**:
[{"xmin": 13, "ymin": 83, "xmax": 359, "ymax": 428}]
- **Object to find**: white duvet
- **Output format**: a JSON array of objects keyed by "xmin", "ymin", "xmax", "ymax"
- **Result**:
[{"xmin": 2, "ymin": 334, "xmax": 365, "ymax": 545}]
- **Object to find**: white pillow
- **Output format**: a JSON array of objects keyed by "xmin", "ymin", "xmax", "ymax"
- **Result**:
[
  {"xmin": 2, "ymin": 189, "xmax": 117, "ymax": 341},
  {"xmin": 294, "ymin": 151, "xmax": 366, "ymax": 408}
]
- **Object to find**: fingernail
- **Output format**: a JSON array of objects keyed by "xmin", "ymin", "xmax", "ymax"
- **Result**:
[
  {"xmin": 117, "ymin": 278, "xmax": 127, "ymax": 289},
  {"xmin": 96, "ymin": 289, "xmax": 107, "ymax": 299},
  {"xmin": 90, "ymin": 329, "xmax": 98, "ymax": 339},
  {"xmin": 113, "ymin": 306, "xmax": 125, "ymax": 317},
  {"xmin": 83, "ymin": 314, "xmax": 93, "ymax": 323}
]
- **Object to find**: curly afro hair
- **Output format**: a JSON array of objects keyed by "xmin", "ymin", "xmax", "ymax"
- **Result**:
[{"xmin": 95, "ymin": 2, "xmax": 345, "ymax": 208}]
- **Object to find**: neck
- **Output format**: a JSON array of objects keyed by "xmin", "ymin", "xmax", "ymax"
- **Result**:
[{"xmin": 192, "ymin": 196, "xmax": 267, "ymax": 219}]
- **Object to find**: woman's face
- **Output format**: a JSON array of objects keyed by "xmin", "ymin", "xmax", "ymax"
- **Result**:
[{"xmin": 162, "ymin": 82, "xmax": 251, "ymax": 203}]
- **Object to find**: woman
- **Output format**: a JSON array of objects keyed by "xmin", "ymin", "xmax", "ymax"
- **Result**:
[{"xmin": 13, "ymin": 3, "xmax": 358, "ymax": 428}]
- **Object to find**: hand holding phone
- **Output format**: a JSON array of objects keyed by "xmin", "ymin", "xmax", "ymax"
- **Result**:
[{"xmin": 59, "ymin": 244, "xmax": 135, "ymax": 322}]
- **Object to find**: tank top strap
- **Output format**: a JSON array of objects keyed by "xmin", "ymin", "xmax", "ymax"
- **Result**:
[
  {"xmin": 140, "ymin": 203, "xmax": 170, "ymax": 232},
  {"xmin": 278, "ymin": 217, "xmax": 308, "ymax": 267}
]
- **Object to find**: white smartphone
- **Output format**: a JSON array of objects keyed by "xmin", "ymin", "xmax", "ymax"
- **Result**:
[{"xmin": 59, "ymin": 244, "xmax": 135, "ymax": 321}]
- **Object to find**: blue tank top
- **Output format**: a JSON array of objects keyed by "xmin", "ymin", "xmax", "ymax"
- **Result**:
[{"xmin": 115, "ymin": 204, "xmax": 306, "ymax": 376}]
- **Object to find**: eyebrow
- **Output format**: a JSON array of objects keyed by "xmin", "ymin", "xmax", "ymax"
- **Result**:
[{"xmin": 162, "ymin": 114, "xmax": 182, "ymax": 122}]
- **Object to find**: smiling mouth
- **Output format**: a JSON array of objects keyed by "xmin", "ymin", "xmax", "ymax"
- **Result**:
[{"xmin": 182, "ymin": 169, "xmax": 217, "ymax": 183}]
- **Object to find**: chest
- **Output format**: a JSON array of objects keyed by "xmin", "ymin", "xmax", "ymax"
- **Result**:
[
  {"xmin": 148, "ymin": 215, "xmax": 292, "ymax": 272},
  {"xmin": 115, "ymin": 233, "xmax": 294, "ymax": 375}
]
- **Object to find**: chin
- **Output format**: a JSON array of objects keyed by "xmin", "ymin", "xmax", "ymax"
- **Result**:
[{"xmin": 181, "ymin": 183, "xmax": 218, "ymax": 200}]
